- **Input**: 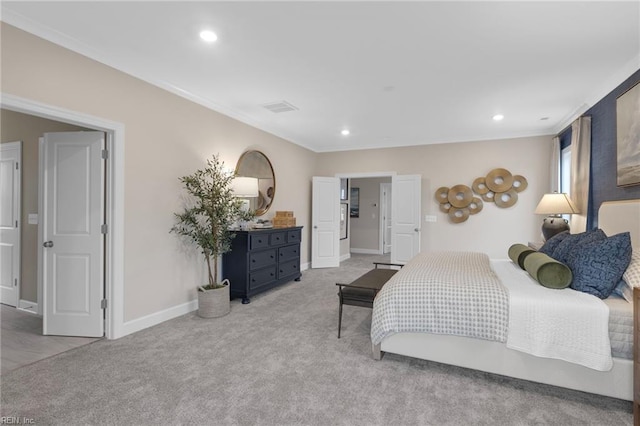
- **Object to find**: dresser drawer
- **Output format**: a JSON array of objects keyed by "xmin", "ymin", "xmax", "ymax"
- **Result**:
[
  {"xmin": 249, "ymin": 249, "xmax": 276, "ymax": 271},
  {"xmin": 278, "ymin": 260, "xmax": 300, "ymax": 278},
  {"xmin": 279, "ymin": 244, "xmax": 299, "ymax": 263},
  {"xmin": 287, "ymin": 229, "xmax": 301, "ymax": 244},
  {"xmin": 270, "ymin": 232, "xmax": 287, "ymax": 246},
  {"xmin": 249, "ymin": 234, "xmax": 269, "ymax": 250},
  {"xmin": 249, "ymin": 267, "xmax": 276, "ymax": 290}
]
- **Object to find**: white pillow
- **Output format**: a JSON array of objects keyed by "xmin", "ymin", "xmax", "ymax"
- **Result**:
[
  {"xmin": 612, "ymin": 250, "xmax": 640, "ymax": 302},
  {"xmin": 623, "ymin": 250, "xmax": 640, "ymax": 288}
]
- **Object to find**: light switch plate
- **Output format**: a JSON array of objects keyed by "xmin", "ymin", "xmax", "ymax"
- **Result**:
[
  {"xmin": 28, "ymin": 213, "xmax": 38, "ymax": 225},
  {"xmin": 425, "ymin": 215, "xmax": 437, "ymax": 222}
]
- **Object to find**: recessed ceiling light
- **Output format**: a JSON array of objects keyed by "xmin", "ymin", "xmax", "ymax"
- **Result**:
[
  {"xmin": 200, "ymin": 30, "xmax": 218, "ymax": 43},
  {"xmin": 493, "ymin": 114, "xmax": 504, "ymax": 121},
  {"xmin": 341, "ymin": 129, "xmax": 350, "ymax": 136}
]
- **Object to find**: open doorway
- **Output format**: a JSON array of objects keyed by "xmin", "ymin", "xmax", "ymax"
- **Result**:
[{"xmin": 348, "ymin": 177, "xmax": 392, "ymax": 255}]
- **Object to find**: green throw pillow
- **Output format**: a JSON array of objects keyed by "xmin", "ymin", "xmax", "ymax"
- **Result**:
[
  {"xmin": 508, "ymin": 243, "xmax": 535, "ymax": 270},
  {"xmin": 523, "ymin": 252, "xmax": 573, "ymax": 289}
]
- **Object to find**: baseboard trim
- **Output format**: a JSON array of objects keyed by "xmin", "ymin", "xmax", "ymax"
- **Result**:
[
  {"xmin": 340, "ymin": 253, "xmax": 351, "ymax": 262},
  {"xmin": 350, "ymin": 248, "xmax": 382, "ymax": 255},
  {"xmin": 18, "ymin": 299, "xmax": 39, "ymax": 315},
  {"xmin": 120, "ymin": 299, "xmax": 198, "ymax": 337},
  {"xmin": 301, "ymin": 262, "xmax": 310, "ymax": 272}
]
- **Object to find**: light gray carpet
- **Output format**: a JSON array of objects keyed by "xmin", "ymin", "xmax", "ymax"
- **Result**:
[{"xmin": 0, "ymin": 254, "xmax": 633, "ymax": 425}]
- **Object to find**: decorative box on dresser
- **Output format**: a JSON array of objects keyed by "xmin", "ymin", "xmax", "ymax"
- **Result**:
[
  {"xmin": 223, "ymin": 226, "xmax": 302, "ymax": 304},
  {"xmin": 635, "ymin": 287, "xmax": 639, "ymax": 426}
]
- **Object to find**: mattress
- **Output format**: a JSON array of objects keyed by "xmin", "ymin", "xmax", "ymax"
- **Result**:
[{"xmin": 604, "ymin": 295, "xmax": 633, "ymax": 359}]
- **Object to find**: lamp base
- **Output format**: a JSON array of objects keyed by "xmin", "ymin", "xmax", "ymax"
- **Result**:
[{"xmin": 541, "ymin": 216, "xmax": 569, "ymax": 241}]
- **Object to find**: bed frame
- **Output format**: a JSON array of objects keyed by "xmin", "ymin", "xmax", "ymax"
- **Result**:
[{"xmin": 373, "ymin": 199, "xmax": 640, "ymax": 401}]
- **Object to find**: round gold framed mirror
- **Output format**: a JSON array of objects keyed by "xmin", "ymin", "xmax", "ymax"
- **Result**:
[{"xmin": 235, "ymin": 150, "xmax": 275, "ymax": 216}]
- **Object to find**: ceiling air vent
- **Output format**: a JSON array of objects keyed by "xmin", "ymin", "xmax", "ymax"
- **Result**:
[{"xmin": 261, "ymin": 100, "xmax": 298, "ymax": 113}]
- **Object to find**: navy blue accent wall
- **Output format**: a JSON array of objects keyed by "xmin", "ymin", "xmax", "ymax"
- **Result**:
[{"xmin": 559, "ymin": 68, "xmax": 640, "ymax": 229}]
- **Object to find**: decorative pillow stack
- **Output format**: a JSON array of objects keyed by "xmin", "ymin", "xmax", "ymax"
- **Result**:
[{"xmin": 513, "ymin": 229, "xmax": 634, "ymax": 299}]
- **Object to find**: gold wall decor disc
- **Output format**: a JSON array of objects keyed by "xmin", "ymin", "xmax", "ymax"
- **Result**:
[
  {"xmin": 447, "ymin": 184, "xmax": 473, "ymax": 208},
  {"xmin": 439, "ymin": 202, "xmax": 452, "ymax": 213},
  {"xmin": 448, "ymin": 207, "xmax": 470, "ymax": 223},
  {"xmin": 468, "ymin": 197, "xmax": 483, "ymax": 215},
  {"xmin": 485, "ymin": 168, "xmax": 514, "ymax": 192},
  {"xmin": 481, "ymin": 191, "xmax": 495, "ymax": 202},
  {"xmin": 494, "ymin": 189, "xmax": 518, "ymax": 208},
  {"xmin": 472, "ymin": 177, "xmax": 489, "ymax": 195},
  {"xmin": 435, "ymin": 187, "xmax": 450, "ymax": 203},
  {"xmin": 512, "ymin": 175, "xmax": 528, "ymax": 192}
]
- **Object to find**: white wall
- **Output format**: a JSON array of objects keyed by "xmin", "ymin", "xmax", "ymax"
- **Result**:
[
  {"xmin": 316, "ymin": 136, "xmax": 552, "ymax": 259},
  {"xmin": 1, "ymin": 23, "xmax": 316, "ymax": 323}
]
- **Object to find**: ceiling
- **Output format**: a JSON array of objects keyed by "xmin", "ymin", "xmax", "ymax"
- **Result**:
[{"xmin": 2, "ymin": 1, "xmax": 639, "ymax": 153}]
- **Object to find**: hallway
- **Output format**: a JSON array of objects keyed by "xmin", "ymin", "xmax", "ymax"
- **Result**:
[{"xmin": 1, "ymin": 304, "xmax": 100, "ymax": 374}]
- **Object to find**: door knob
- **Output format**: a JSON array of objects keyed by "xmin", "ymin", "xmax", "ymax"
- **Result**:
[
  {"xmin": 43, "ymin": 241, "xmax": 54, "ymax": 248},
  {"xmin": 414, "ymin": 228, "xmax": 420, "ymax": 232},
  {"xmin": 314, "ymin": 226, "xmax": 318, "ymax": 229}
]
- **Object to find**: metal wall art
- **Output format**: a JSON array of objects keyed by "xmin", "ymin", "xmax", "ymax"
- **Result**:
[{"xmin": 435, "ymin": 168, "xmax": 527, "ymax": 223}]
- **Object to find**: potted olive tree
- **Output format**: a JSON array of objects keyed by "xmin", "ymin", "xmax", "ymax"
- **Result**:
[{"xmin": 171, "ymin": 154, "xmax": 244, "ymax": 318}]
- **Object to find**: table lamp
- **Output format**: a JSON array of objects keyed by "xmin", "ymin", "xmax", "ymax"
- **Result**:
[
  {"xmin": 232, "ymin": 176, "xmax": 259, "ymax": 211},
  {"xmin": 534, "ymin": 193, "xmax": 578, "ymax": 241}
]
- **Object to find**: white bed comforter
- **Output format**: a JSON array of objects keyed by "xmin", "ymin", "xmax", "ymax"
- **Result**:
[{"xmin": 492, "ymin": 260, "xmax": 613, "ymax": 371}]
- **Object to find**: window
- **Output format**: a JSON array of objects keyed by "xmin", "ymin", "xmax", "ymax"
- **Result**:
[{"xmin": 560, "ymin": 145, "xmax": 571, "ymax": 196}]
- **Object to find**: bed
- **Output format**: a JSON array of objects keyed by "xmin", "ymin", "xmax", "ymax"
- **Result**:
[{"xmin": 371, "ymin": 199, "xmax": 639, "ymax": 401}]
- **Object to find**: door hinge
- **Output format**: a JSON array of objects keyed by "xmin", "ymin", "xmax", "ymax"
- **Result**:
[
  {"xmin": 101, "ymin": 299, "xmax": 107, "ymax": 309},
  {"xmin": 14, "ymin": 278, "xmax": 18, "ymax": 287},
  {"xmin": 16, "ymin": 220, "xmax": 18, "ymax": 228},
  {"xmin": 16, "ymin": 162, "xmax": 19, "ymax": 170},
  {"xmin": 101, "ymin": 149, "xmax": 109, "ymax": 160},
  {"xmin": 101, "ymin": 224, "xmax": 108, "ymax": 234}
]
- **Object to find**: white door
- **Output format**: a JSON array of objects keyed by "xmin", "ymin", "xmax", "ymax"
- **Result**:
[
  {"xmin": 380, "ymin": 182, "xmax": 392, "ymax": 254},
  {"xmin": 42, "ymin": 132, "xmax": 104, "ymax": 337},
  {"xmin": 311, "ymin": 177, "xmax": 340, "ymax": 268},
  {"xmin": 391, "ymin": 175, "xmax": 421, "ymax": 264},
  {"xmin": 0, "ymin": 142, "xmax": 22, "ymax": 307}
]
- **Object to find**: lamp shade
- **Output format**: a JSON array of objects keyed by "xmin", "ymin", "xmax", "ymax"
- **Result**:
[
  {"xmin": 534, "ymin": 193, "xmax": 578, "ymax": 215},
  {"xmin": 232, "ymin": 177, "xmax": 259, "ymax": 198}
]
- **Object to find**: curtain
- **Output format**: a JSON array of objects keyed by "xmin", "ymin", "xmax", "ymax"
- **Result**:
[
  {"xmin": 550, "ymin": 136, "xmax": 560, "ymax": 193},
  {"xmin": 570, "ymin": 116, "xmax": 591, "ymax": 233}
]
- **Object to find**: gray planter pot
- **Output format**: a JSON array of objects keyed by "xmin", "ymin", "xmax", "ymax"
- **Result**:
[{"xmin": 197, "ymin": 279, "xmax": 230, "ymax": 318}]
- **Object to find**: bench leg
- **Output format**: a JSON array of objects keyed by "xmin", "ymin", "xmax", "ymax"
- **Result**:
[{"xmin": 338, "ymin": 299, "xmax": 343, "ymax": 338}]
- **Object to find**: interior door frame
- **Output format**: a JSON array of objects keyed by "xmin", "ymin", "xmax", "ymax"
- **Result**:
[
  {"xmin": 2, "ymin": 93, "xmax": 124, "ymax": 340},
  {"xmin": 379, "ymin": 182, "xmax": 392, "ymax": 254}
]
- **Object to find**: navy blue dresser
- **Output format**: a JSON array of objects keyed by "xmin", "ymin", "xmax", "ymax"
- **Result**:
[{"xmin": 223, "ymin": 226, "xmax": 302, "ymax": 304}]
